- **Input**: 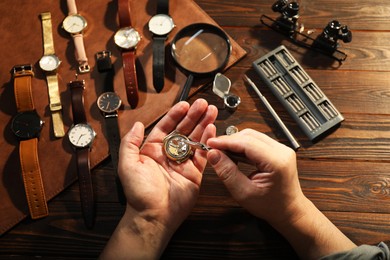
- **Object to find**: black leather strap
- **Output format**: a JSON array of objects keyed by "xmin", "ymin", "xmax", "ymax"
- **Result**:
[
  {"xmin": 157, "ymin": 0, "xmax": 169, "ymax": 14},
  {"xmin": 76, "ymin": 148, "xmax": 95, "ymax": 229},
  {"xmin": 96, "ymin": 51, "xmax": 114, "ymax": 92},
  {"xmin": 153, "ymin": 36, "xmax": 167, "ymax": 93},
  {"xmin": 69, "ymin": 80, "xmax": 86, "ymax": 124}
]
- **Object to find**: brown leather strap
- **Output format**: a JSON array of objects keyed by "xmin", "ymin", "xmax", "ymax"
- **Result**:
[
  {"xmin": 122, "ymin": 51, "xmax": 139, "ymax": 108},
  {"xmin": 20, "ymin": 138, "xmax": 48, "ymax": 219},
  {"xmin": 76, "ymin": 148, "xmax": 95, "ymax": 228},
  {"xmin": 13, "ymin": 67, "xmax": 34, "ymax": 112},
  {"xmin": 118, "ymin": 0, "xmax": 131, "ymax": 27},
  {"xmin": 69, "ymin": 80, "xmax": 87, "ymax": 124}
]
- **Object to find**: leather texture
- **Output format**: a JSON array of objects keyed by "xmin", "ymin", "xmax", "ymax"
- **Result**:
[{"xmin": 0, "ymin": 0, "xmax": 246, "ymax": 235}]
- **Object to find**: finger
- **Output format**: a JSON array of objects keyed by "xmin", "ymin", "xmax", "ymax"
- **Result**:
[
  {"xmin": 176, "ymin": 99, "xmax": 209, "ymax": 136},
  {"xmin": 207, "ymin": 149, "xmax": 252, "ymax": 201},
  {"xmin": 188, "ymin": 104, "xmax": 218, "ymax": 142},
  {"xmin": 119, "ymin": 121, "xmax": 145, "ymax": 166}
]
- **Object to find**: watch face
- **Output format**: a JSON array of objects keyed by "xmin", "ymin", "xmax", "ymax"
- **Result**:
[
  {"xmin": 62, "ymin": 14, "xmax": 87, "ymax": 34},
  {"xmin": 68, "ymin": 123, "xmax": 96, "ymax": 148},
  {"xmin": 114, "ymin": 27, "xmax": 141, "ymax": 49},
  {"xmin": 11, "ymin": 111, "xmax": 43, "ymax": 139},
  {"xmin": 97, "ymin": 92, "xmax": 122, "ymax": 113},
  {"xmin": 39, "ymin": 54, "xmax": 61, "ymax": 72},
  {"xmin": 148, "ymin": 14, "xmax": 175, "ymax": 35}
]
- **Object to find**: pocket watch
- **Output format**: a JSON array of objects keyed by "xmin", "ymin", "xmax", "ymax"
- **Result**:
[
  {"xmin": 163, "ymin": 130, "xmax": 193, "ymax": 163},
  {"xmin": 148, "ymin": 14, "xmax": 175, "ymax": 35},
  {"xmin": 68, "ymin": 123, "xmax": 96, "ymax": 148},
  {"xmin": 62, "ymin": 14, "xmax": 87, "ymax": 34},
  {"xmin": 114, "ymin": 27, "xmax": 141, "ymax": 49}
]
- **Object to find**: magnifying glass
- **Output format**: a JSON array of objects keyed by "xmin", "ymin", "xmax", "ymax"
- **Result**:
[{"xmin": 171, "ymin": 23, "xmax": 232, "ymax": 102}]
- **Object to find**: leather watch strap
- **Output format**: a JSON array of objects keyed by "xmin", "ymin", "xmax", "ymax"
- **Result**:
[
  {"xmin": 122, "ymin": 51, "xmax": 139, "ymax": 108},
  {"xmin": 117, "ymin": 0, "xmax": 139, "ymax": 108},
  {"xmin": 67, "ymin": 0, "xmax": 78, "ymax": 15},
  {"xmin": 12, "ymin": 65, "xmax": 48, "ymax": 219},
  {"xmin": 157, "ymin": 0, "xmax": 169, "ymax": 14},
  {"xmin": 20, "ymin": 138, "xmax": 49, "ymax": 219},
  {"xmin": 152, "ymin": 36, "xmax": 166, "ymax": 93},
  {"xmin": 118, "ymin": 0, "xmax": 131, "ymax": 27},
  {"xmin": 96, "ymin": 51, "xmax": 114, "ymax": 92},
  {"xmin": 76, "ymin": 148, "xmax": 95, "ymax": 228},
  {"xmin": 13, "ymin": 66, "xmax": 34, "ymax": 112},
  {"xmin": 40, "ymin": 12, "xmax": 65, "ymax": 138},
  {"xmin": 69, "ymin": 80, "xmax": 87, "ymax": 124},
  {"xmin": 73, "ymin": 34, "xmax": 90, "ymax": 73}
]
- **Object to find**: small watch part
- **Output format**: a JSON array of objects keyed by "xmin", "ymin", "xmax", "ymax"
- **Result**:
[
  {"xmin": 163, "ymin": 130, "xmax": 193, "ymax": 164},
  {"xmin": 224, "ymin": 94, "xmax": 241, "ymax": 111},
  {"xmin": 226, "ymin": 125, "xmax": 239, "ymax": 135}
]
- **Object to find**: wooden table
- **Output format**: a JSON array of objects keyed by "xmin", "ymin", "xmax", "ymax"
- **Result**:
[{"xmin": 2, "ymin": 0, "xmax": 390, "ymax": 258}]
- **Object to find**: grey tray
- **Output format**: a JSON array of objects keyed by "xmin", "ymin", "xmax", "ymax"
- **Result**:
[{"xmin": 252, "ymin": 45, "xmax": 344, "ymax": 141}]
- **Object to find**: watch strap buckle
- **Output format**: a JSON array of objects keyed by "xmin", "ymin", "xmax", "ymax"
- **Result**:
[
  {"xmin": 12, "ymin": 64, "xmax": 34, "ymax": 77},
  {"xmin": 78, "ymin": 64, "xmax": 90, "ymax": 74}
]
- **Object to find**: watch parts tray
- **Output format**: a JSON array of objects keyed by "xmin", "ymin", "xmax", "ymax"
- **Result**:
[{"xmin": 252, "ymin": 45, "xmax": 344, "ymax": 141}]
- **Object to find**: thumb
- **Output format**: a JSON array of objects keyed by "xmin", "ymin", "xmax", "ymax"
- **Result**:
[
  {"xmin": 207, "ymin": 150, "xmax": 251, "ymax": 199},
  {"xmin": 120, "ymin": 121, "xmax": 145, "ymax": 163}
]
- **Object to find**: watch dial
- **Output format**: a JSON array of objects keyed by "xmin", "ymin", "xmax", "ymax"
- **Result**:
[
  {"xmin": 114, "ymin": 27, "xmax": 141, "ymax": 49},
  {"xmin": 11, "ymin": 111, "xmax": 43, "ymax": 139},
  {"xmin": 39, "ymin": 54, "xmax": 61, "ymax": 72},
  {"xmin": 68, "ymin": 123, "xmax": 96, "ymax": 148},
  {"xmin": 62, "ymin": 14, "xmax": 87, "ymax": 34},
  {"xmin": 148, "ymin": 14, "xmax": 175, "ymax": 35},
  {"xmin": 97, "ymin": 92, "xmax": 122, "ymax": 113}
]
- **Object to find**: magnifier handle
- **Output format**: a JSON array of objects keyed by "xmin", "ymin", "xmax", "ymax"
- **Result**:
[{"xmin": 178, "ymin": 74, "xmax": 194, "ymax": 102}]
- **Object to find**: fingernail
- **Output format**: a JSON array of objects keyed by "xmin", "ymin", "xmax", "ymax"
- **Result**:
[{"xmin": 208, "ymin": 150, "xmax": 221, "ymax": 166}]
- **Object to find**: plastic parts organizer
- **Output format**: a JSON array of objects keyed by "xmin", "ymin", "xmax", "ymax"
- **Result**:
[{"xmin": 252, "ymin": 45, "xmax": 344, "ymax": 141}]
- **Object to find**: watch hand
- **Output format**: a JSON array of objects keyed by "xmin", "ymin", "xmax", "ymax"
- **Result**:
[{"xmin": 76, "ymin": 134, "xmax": 85, "ymax": 144}]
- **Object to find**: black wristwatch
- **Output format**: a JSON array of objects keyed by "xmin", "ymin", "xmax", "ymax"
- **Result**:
[
  {"xmin": 95, "ymin": 51, "xmax": 126, "ymax": 204},
  {"xmin": 148, "ymin": 0, "xmax": 175, "ymax": 93}
]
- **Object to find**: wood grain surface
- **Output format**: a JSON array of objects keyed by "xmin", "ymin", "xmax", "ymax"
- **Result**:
[{"xmin": 1, "ymin": 0, "xmax": 390, "ymax": 259}]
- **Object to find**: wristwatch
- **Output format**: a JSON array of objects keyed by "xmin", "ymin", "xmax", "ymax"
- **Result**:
[
  {"xmin": 67, "ymin": 79, "xmax": 96, "ymax": 228},
  {"xmin": 95, "ymin": 51, "xmax": 126, "ymax": 204},
  {"xmin": 148, "ymin": 0, "xmax": 175, "ymax": 93},
  {"xmin": 10, "ymin": 64, "xmax": 48, "ymax": 219},
  {"xmin": 39, "ymin": 12, "xmax": 65, "ymax": 138},
  {"xmin": 114, "ymin": 0, "xmax": 141, "ymax": 108},
  {"xmin": 62, "ymin": 0, "xmax": 90, "ymax": 73}
]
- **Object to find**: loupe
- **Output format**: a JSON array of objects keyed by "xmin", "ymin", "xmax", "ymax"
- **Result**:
[{"xmin": 171, "ymin": 23, "xmax": 232, "ymax": 102}]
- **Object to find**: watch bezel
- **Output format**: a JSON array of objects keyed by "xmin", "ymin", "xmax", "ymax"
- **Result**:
[
  {"xmin": 114, "ymin": 27, "xmax": 141, "ymax": 49},
  {"xmin": 97, "ymin": 92, "xmax": 122, "ymax": 113},
  {"xmin": 39, "ymin": 54, "xmax": 61, "ymax": 72},
  {"xmin": 148, "ymin": 14, "xmax": 175, "ymax": 35},
  {"xmin": 62, "ymin": 14, "xmax": 87, "ymax": 34},
  {"xmin": 68, "ymin": 123, "xmax": 96, "ymax": 148},
  {"xmin": 11, "ymin": 111, "xmax": 44, "ymax": 139}
]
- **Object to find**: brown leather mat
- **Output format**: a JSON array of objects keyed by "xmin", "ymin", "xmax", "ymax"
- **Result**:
[{"xmin": 0, "ymin": 0, "xmax": 246, "ymax": 235}]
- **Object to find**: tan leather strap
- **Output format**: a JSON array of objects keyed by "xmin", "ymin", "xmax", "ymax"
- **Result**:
[
  {"xmin": 122, "ymin": 51, "xmax": 139, "ymax": 108},
  {"xmin": 20, "ymin": 139, "xmax": 49, "ymax": 219},
  {"xmin": 13, "ymin": 66, "xmax": 34, "ymax": 112}
]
